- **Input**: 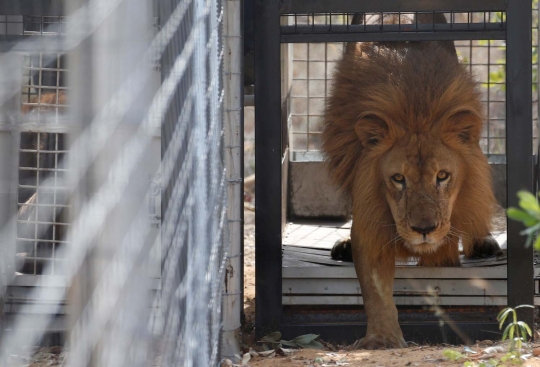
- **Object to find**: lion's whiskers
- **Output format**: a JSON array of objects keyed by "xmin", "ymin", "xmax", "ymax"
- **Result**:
[{"xmin": 378, "ymin": 232, "xmax": 401, "ymax": 256}]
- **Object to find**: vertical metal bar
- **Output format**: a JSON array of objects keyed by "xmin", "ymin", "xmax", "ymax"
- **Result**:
[
  {"xmin": 254, "ymin": 0, "xmax": 282, "ymax": 337},
  {"xmin": 65, "ymin": 0, "xmax": 95, "ymax": 363},
  {"xmin": 506, "ymin": 0, "xmax": 534, "ymax": 322},
  {"xmin": 487, "ymin": 38, "xmax": 491, "ymax": 155},
  {"xmin": 222, "ymin": 0, "xmax": 244, "ymax": 358},
  {"xmin": 306, "ymin": 42, "xmax": 310, "ymax": 151}
]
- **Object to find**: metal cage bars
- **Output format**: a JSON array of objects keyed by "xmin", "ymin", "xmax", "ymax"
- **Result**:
[{"xmin": 254, "ymin": 0, "xmax": 534, "ymax": 343}]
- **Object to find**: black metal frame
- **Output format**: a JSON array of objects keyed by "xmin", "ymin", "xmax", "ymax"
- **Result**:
[{"xmin": 254, "ymin": 0, "xmax": 534, "ymax": 343}]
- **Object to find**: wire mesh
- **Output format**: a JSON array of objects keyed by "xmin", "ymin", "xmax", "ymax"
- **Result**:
[
  {"xmin": 286, "ymin": 9, "xmax": 539, "ymax": 161},
  {"xmin": 0, "ymin": 0, "xmax": 229, "ymax": 366},
  {"xmin": 281, "ymin": 11, "xmax": 506, "ymax": 36},
  {"xmin": 17, "ymin": 132, "xmax": 69, "ymax": 276}
]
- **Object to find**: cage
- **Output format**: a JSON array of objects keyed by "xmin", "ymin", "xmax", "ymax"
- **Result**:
[
  {"xmin": 0, "ymin": 1, "xmax": 162, "ymax": 339},
  {"xmin": 254, "ymin": 0, "xmax": 538, "ymax": 344}
]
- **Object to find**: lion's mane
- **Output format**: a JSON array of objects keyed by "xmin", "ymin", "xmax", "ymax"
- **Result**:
[{"xmin": 322, "ymin": 42, "xmax": 496, "ymax": 260}]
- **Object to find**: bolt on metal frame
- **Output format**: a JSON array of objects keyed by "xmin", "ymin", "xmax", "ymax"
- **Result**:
[{"xmin": 254, "ymin": 0, "xmax": 534, "ymax": 343}]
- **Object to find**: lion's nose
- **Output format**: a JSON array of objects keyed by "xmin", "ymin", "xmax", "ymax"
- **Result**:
[{"xmin": 411, "ymin": 223, "xmax": 437, "ymax": 235}]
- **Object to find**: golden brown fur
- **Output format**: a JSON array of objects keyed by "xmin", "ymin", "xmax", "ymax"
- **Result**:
[
  {"xmin": 21, "ymin": 91, "xmax": 67, "ymax": 114},
  {"xmin": 322, "ymin": 37, "xmax": 497, "ymax": 349},
  {"xmin": 323, "ymin": 41, "xmax": 496, "ymax": 262}
]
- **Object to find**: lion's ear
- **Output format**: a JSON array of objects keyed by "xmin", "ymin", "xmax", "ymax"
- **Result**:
[
  {"xmin": 354, "ymin": 115, "xmax": 389, "ymax": 148},
  {"xmin": 443, "ymin": 110, "xmax": 482, "ymax": 144}
]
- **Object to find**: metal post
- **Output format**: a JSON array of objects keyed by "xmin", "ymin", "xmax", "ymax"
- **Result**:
[
  {"xmin": 254, "ymin": 0, "xmax": 282, "ymax": 337},
  {"xmin": 506, "ymin": 0, "xmax": 534, "ymax": 323},
  {"xmin": 222, "ymin": 0, "xmax": 244, "ymax": 358}
]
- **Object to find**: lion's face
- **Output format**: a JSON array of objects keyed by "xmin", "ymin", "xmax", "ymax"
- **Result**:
[{"xmin": 380, "ymin": 134, "xmax": 464, "ymax": 254}]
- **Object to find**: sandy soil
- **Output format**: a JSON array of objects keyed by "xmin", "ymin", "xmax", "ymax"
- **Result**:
[
  {"xmin": 242, "ymin": 344, "xmax": 540, "ymax": 367},
  {"xmin": 240, "ymin": 206, "xmax": 540, "ymax": 367}
]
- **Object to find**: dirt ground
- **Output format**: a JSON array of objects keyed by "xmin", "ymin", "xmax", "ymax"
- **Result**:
[
  {"xmin": 241, "ymin": 208, "xmax": 540, "ymax": 367},
  {"xmin": 233, "ymin": 344, "xmax": 540, "ymax": 367}
]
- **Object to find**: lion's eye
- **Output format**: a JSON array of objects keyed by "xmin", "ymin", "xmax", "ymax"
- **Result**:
[
  {"xmin": 437, "ymin": 171, "xmax": 450, "ymax": 181},
  {"xmin": 391, "ymin": 174, "xmax": 405, "ymax": 183}
]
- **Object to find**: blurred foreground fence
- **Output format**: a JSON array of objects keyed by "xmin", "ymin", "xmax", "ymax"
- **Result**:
[{"xmin": 0, "ymin": 0, "xmax": 241, "ymax": 366}]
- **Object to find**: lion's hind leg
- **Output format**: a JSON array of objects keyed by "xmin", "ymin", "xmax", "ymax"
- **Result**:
[{"xmin": 331, "ymin": 237, "xmax": 353, "ymax": 262}]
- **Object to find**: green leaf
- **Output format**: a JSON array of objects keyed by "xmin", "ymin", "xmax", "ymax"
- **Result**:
[
  {"xmin": 261, "ymin": 331, "xmax": 282, "ymax": 343},
  {"xmin": 443, "ymin": 349, "xmax": 465, "ymax": 361},
  {"xmin": 514, "ymin": 338, "xmax": 522, "ymax": 352},
  {"xmin": 497, "ymin": 308, "xmax": 513, "ymax": 329},
  {"xmin": 534, "ymin": 236, "xmax": 540, "ymax": 251},
  {"xmin": 514, "ymin": 304, "xmax": 535, "ymax": 309},
  {"xmin": 506, "ymin": 207, "xmax": 539, "ymax": 227},
  {"xmin": 519, "ymin": 222, "xmax": 540, "ymax": 236},
  {"xmin": 502, "ymin": 323, "xmax": 514, "ymax": 341},
  {"xmin": 279, "ymin": 339, "xmax": 298, "ymax": 347},
  {"xmin": 463, "ymin": 362, "xmax": 474, "ymax": 367},
  {"xmin": 525, "ymin": 234, "xmax": 534, "ymax": 248},
  {"xmin": 517, "ymin": 321, "xmax": 532, "ymax": 337},
  {"xmin": 296, "ymin": 339, "xmax": 324, "ymax": 350},
  {"xmin": 509, "ymin": 324, "xmax": 515, "ymax": 340},
  {"xmin": 292, "ymin": 334, "xmax": 319, "ymax": 344},
  {"xmin": 517, "ymin": 191, "xmax": 540, "ymax": 214}
]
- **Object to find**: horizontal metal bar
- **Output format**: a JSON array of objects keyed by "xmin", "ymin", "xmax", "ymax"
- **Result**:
[
  {"xmin": 281, "ymin": 24, "xmax": 506, "ymax": 43},
  {"xmin": 290, "ymin": 151, "xmax": 508, "ymax": 164},
  {"xmin": 280, "ymin": 0, "xmax": 508, "ymax": 14},
  {"xmin": 10, "ymin": 274, "xmax": 65, "ymax": 287},
  {"xmin": 17, "ymin": 220, "xmax": 70, "ymax": 226},
  {"xmin": 19, "ymin": 184, "xmax": 69, "ymax": 190},
  {"xmin": 16, "ymin": 256, "xmax": 67, "ymax": 261},
  {"xmin": 0, "ymin": 35, "xmax": 65, "ymax": 52},
  {"xmin": 284, "ymin": 278, "xmax": 508, "ymax": 296},
  {"xmin": 283, "ymin": 295, "xmax": 508, "ymax": 306},
  {"xmin": 283, "ymin": 264, "xmax": 508, "ymax": 279},
  {"xmin": 19, "ymin": 168, "xmax": 68, "ymax": 172},
  {"xmin": 16, "ymin": 238, "xmax": 68, "ymax": 244},
  {"xmin": 18, "ymin": 202, "xmax": 69, "ymax": 208},
  {"xmin": 283, "ymin": 22, "xmax": 505, "ymax": 34},
  {"xmin": 8, "ymin": 275, "xmax": 161, "ymax": 289},
  {"xmin": 0, "ymin": 0, "xmax": 64, "ymax": 16},
  {"xmin": 20, "ymin": 149, "xmax": 68, "ymax": 153},
  {"xmin": 282, "ymin": 30, "xmax": 506, "ymax": 43},
  {"xmin": 24, "ymin": 85, "xmax": 69, "ymax": 90}
]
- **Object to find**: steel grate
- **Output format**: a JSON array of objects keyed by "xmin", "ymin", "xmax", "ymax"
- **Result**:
[
  {"xmin": 21, "ymin": 52, "xmax": 68, "ymax": 118},
  {"xmin": 17, "ymin": 132, "xmax": 69, "ymax": 276},
  {"xmin": 287, "ymin": 8, "xmax": 539, "ymax": 161},
  {"xmin": 282, "ymin": 11, "xmax": 506, "ymax": 32},
  {"xmin": 16, "ymin": 15, "xmax": 69, "ymax": 276}
]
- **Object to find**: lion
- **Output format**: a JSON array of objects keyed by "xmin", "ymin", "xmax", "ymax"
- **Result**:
[{"xmin": 321, "ymin": 14, "xmax": 500, "ymax": 349}]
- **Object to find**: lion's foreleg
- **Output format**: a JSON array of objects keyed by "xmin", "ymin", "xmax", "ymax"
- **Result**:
[
  {"xmin": 350, "ymin": 228, "xmax": 407, "ymax": 349},
  {"xmin": 462, "ymin": 234, "xmax": 502, "ymax": 259}
]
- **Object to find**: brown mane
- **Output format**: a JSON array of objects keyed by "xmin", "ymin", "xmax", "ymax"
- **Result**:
[
  {"xmin": 323, "ymin": 42, "xmax": 484, "ymax": 195},
  {"xmin": 323, "ymin": 42, "xmax": 495, "ymax": 260}
]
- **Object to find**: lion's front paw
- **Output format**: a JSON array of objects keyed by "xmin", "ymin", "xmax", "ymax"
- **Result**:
[
  {"xmin": 352, "ymin": 334, "xmax": 407, "ymax": 350},
  {"xmin": 330, "ymin": 238, "xmax": 353, "ymax": 262},
  {"xmin": 467, "ymin": 235, "xmax": 502, "ymax": 259}
]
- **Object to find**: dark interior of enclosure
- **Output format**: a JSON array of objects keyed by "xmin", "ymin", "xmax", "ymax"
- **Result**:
[{"xmin": 254, "ymin": 0, "xmax": 536, "ymax": 345}]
